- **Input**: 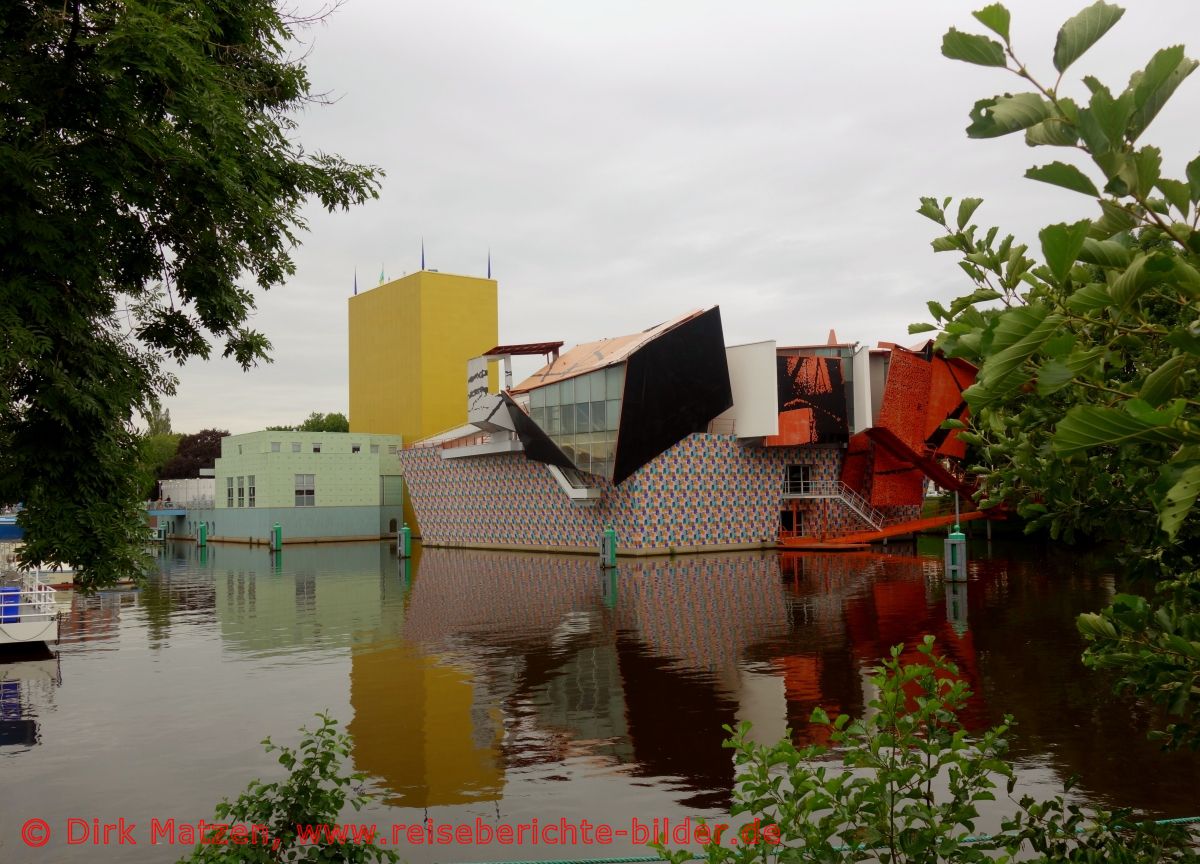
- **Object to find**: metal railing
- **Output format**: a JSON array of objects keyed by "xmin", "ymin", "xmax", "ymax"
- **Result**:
[
  {"xmin": 783, "ymin": 479, "xmax": 884, "ymax": 530},
  {"xmin": 3, "ymin": 573, "xmax": 59, "ymax": 624},
  {"xmin": 145, "ymin": 498, "xmax": 212, "ymax": 510}
]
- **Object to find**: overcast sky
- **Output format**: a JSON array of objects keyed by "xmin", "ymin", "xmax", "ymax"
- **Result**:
[{"xmin": 160, "ymin": 0, "xmax": 1200, "ymax": 434}]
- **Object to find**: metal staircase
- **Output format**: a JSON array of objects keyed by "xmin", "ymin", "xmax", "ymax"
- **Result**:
[{"xmin": 782, "ymin": 479, "xmax": 885, "ymax": 531}]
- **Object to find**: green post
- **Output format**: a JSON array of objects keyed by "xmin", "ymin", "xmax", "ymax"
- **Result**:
[
  {"xmin": 198, "ymin": 521, "xmax": 207, "ymax": 547},
  {"xmin": 602, "ymin": 566, "xmax": 618, "ymax": 609},
  {"xmin": 271, "ymin": 522, "xmax": 282, "ymax": 551},
  {"xmin": 273, "ymin": 548, "xmax": 282, "ymax": 574},
  {"xmin": 944, "ymin": 527, "xmax": 967, "ymax": 582},
  {"xmin": 601, "ymin": 526, "xmax": 617, "ymax": 568},
  {"xmin": 399, "ymin": 523, "xmax": 412, "ymax": 559}
]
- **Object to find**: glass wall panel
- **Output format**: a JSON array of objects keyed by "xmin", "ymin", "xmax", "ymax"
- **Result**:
[
  {"xmin": 606, "ymin": 399, "xmax": 620, "ymax": 430},
  {"xmin": 560, "ymin": 377, "xmax": 574, "ymax": 404},
  {"xmin": 590, "ymin": 401, "xmax": 605, "ymax": 432},
  {"xmin": 546, "ymin": 383, "xmax": 560, "ymax": 407},
  {"xmin": 548, "ymin": 405, "xmax": 561, "ymax": 434},
  {"xmin": 575, "ymin": 402, "xmax": 589, "ymax": 432},
  {"xmin": 531, "ymin": 407, "xmax": 544, "ymax": 427},
  {"xmin": 606, "ymin": 365, "xmax": 624, "ymax": 399},
  {"xmin": 531, "ymin": 387, "xmax": 546, "ymax": 408},
  {"xmin": 561, "ymin": 409, "xmax": 575, "ymax": 435}
]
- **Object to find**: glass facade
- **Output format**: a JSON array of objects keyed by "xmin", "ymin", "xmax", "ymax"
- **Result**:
[{"xmin": 528, "ymin": 365, "xmax": 624, "ymax": 478}]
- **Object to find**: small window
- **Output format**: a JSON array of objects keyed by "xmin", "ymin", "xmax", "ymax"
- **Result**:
[
  {"xmin": 248, "ymin": 475, "xmax": 256, "ymax": 508},
  {"xmin": 294, "ymin": 474, "xmax": 315, "ymax": 507},
  {"xmin": 238, "ymin": 444, "xmax": 243, "ymax": 456},
  {"xmin": 312, "ymin": 442, "xmax": 321, "ymax": 453},
  {"xmin": 237, "ymin": 476, "xmax": 245, "ymax": 508},
  {"xmin": 271, "ymin": 441, "xmax": 281, "ymax": 452},
  {"xmin": 291, "ymin": 442, "xmax": 301, "ymax": 453},
  {"xmin": 387, "ymin": 444, "xmax": 399, "ymax": 454},
  {"xmin": 370, "ymin": 444, "xmax": 380, "ymax": 454},
  {"xmin": 226, "ymin": 477, "xmax": 234, "ymax": 508},
  {"xmin": 351, "ymin": 444, "xmax": 361, "ymax": 454}
]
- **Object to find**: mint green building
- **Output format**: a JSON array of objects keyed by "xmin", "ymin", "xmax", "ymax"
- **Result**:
[{"xmin": 172, "ymin": 430, "xmax": 406, "ymax": 544}]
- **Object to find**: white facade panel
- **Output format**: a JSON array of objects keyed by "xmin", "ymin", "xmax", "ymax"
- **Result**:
[{"xmin": 714, "ymin": 341, "xmax": 779, "ymax": 438}]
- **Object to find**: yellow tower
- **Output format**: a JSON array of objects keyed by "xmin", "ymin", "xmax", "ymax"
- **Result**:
[
  {"xmin": 349, "ymin": 270, "xmax": 498, "ymax": 441},
  {"xmin": 349, "ymin": 271, "xmax": 498, "ymax": 529}
]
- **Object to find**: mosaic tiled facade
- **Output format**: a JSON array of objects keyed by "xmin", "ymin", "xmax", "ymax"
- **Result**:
[{"xmin": 402, "ymin": 434, "xmax": 900, "ymax": 551}]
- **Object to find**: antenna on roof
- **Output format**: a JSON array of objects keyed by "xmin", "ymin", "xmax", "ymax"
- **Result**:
[
  {"xmin": 487, "ymin": 247, "xmax": 492, "ymax": 279},
  {"xmin": 421, "ymin": 237, "xmax": 425, "ymax": 272}
]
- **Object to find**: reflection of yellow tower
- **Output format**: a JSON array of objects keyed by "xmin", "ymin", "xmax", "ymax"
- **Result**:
[
  {"xmin": 348, "ymin": 271, "xmax": 498, "ymax": 530},
  {"xmin": 349, "ymin": 641, "xmax": 504, "ymax": 807}
]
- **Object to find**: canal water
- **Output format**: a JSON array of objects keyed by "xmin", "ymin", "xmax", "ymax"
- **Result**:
[{"xmin": 1, "ymin": 540, "xmax": 1196, "ymax": 863}]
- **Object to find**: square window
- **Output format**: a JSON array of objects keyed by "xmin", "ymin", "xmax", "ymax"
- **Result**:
[
  {"xmin": 352, "ymin": 444, "xmax": 361, "ymax": 454},
  {"xmin": 294, "ymin": 473, "xmax": 315, "ymax": 507},
  {"xmin": 312, "ymin": 443, "xmax": 321, "ymax": 453},
  {"xmin": 291, "ymin": 442, "xmax": 301, "ymax": 453},
  {"xmin": 271, "ymin": 441, "xmax": 281, "ymax": 452},
  {"xmin": 387, "ymin": 444, "xmax": 399, "ymax": 454},
  {"xmin": 370, "ymin": 444, "xmax": 380, "ymax": 454}
]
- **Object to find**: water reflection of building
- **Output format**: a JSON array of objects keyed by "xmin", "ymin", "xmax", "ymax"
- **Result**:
[
  {"xmin": 0, "ymin": 654, "xmax": 61, "ymax": 749},
  {"xmin": 346, "ymin": 548, "xmax": 792, "ymax": 811}
]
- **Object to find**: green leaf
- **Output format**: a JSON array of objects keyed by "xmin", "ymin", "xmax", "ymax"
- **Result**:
[
  {"xmin": 1025, "ymin": 117, "xmax": 1080, "ymax": 147},
  {"xmin": 1039, "ymin": 219, "xmax": 1092, "ymax": 281},
  {"xmin": 1186, "ymin": 155, "xmax": 1200, "ymax": 203},
  {"xmin": 1128, "ymin": 46, "xmax": 1199, "ymax": 141},
  {"xmin": 1025, "ymin": 161, "xmax": 1099, "ymax": 197},
  {"xmin": 1139, "ymin": 355, "xmax": 1187, "ymax": 406},
  {"xmin": 949, "ymin": 287, "xmax": 1003, "ymax": 317},
  {"xmin": 1036, "ymin": 358, "xmax": 1075, "ymax": 395},
  {"xmin": 1053, "ymin": 405, "xmax": 1185, "ymax": 456},
  {"xmin": 972, "ymin": 3, "xmax": 1011, "ymax": 41},
  {"xmin": 1158, "ymin": 463, "xmax": 1200, "ymax": 538},
  {"xmin": 917, "ymin": 196, "xmax": 947, "ymax": 226},
  {"xmin": 908, "ymin": 322, "xmax": 938, "ymax": 334},
  {"xmin": 931, "ymin": 235, "xmax": 961, "ymax": 252},
  {"xmin": 967, "ymin": 93, "xmax": 1051, "ymax": 139},
  {"xmin": 1053, "ymin": 1, "xmax": 1125, "ymax": 73},
  {"xmin": 957, "ymin": 197, "xmax": 984, "ymax": 230},
  {"xmin": 1133, "ymin": 146, "xmax": 1162, "ymax": 196},
  {"xmin": 1077, "ymin": 238, "xmax": 1131, "ymax": 268},
  {"xmin": 942, "ymin": 28, "xmax": 1008, "ymax": 67},
  {"xmin": 1108, "ymin": 253, "xmax": 1149, "ymax": 309},
  {"xmin": 1090, "ymin": 199, "xmax": 1137, "ymax": 239},
  {"xmin": 1156, "ymin": 179, "xmax": 1191, "ymax": 218},
  {"xmin": 928, "ymin": 300, "xmax": 950, "ymax": 321}
]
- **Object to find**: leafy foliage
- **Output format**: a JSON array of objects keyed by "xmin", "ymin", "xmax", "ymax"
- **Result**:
[
  {"xmin": 916, "ymin": 3, "xmax": 1200, "ymax": 747},
  {"xmin": 656, "ymin": 639, "xmax": 1198, "ymax": 864},
  {"xmin": 0, "ymin": 1, "xmax": 381, "ymax": 588},
  {"xmin": 268, "ymin": 412, "xmax": 351, "ymax": 433},
  {"xmin": 160, "ymin": 429, "xmax": 229, "ymax": 480},
  {"xmin": 182, "ymin": 713, "xmax": 397, "ymax": 863}
]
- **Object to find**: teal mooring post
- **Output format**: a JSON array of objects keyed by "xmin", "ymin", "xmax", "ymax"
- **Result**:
[
  {"xmin": 399, "ymin": 524, "xmax": 412, "ymax": 559},
  {"xmin": 198, "ymin": 521, "xmax": 207, "ymax": 547},
  {"xmin": 600, "ymin": 527, "xmax": 618, "ymax": 569},
  {"xmin": 944, "ymin": 526, "xmax": 967, "ymax": 582},
  {"xmin": 271, "ymin": 522, "xmax": 282, "ymax": 551}
]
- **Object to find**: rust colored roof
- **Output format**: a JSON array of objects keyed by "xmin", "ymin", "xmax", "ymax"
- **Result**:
[
  {"xmin": 510, "ymin": 308, "xmax": 709, "ymax": 393},
  {"xmin": 483, "ymin": 341, "xmax": 564, "ymax": 356}
]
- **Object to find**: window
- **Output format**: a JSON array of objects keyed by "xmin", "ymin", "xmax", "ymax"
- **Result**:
[
  {"xmin": 248, "ymin": 475, "xmax": 256, "ymax": 508},
  {"xmin": 238, "ymin": 444, "xmax": 243, "ymax": 455},
  {"xmin": 351, "ymin": 444, "xmax": 361, "ymax": 454},
  {"xmin": 271, "ymin": 441, "xmax": 281, "ymax": 452},
  {"xmin": 312, "ymin": 442, "xmax": 321, "ymax": 453},
  {"xmin": 226, "ymin": 477, "xmax": 234, "ymax": 508},
  {"xmin": 387, "ymin": 444, "xmax": 399, "ymax": 454},
  {"xmin": 291, "ymin": 442, "xmax": 301, "ymax": 453},
  {"xmin": 370, "ymin": 444, "xmax": 380, "ymax": 454},
  {"xmin": 294, "ymin": 474, "xmax": 315, "ymax": 507},
  {"xmin": 237, "ymin": 476, "xmax": 245, "ymax": 508}
]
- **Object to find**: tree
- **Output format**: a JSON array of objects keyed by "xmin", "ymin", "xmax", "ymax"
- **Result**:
[
  {"xmin": 915, "ymin": 2, "xmax": 1200, "ymax": 746},
  {"xmin": 0, "ymin": 1, "xmax": 381, "ymax": 588},
  {"xmin": 267, "ymin": 411, "xmax": 350, "ymax": 433},
  {"xmin": 137, "ymin": 431, "xmax": 181, "ymax": 498},
  {"xmin": 160, "ymin": 429, "xmax": 228, "ymax": 480}
]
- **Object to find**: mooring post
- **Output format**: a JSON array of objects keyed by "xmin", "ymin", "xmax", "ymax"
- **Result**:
[
  {"xmin": 198, "ymin": 521, "xmax": 207, "ymax": 547},
  {"xmin": 399, "ymin": 523, "xmax": 412, "ymax": 559},
  {"xmin": 600, "ymin": 526, "xmax": 617, "ymax": 569}
]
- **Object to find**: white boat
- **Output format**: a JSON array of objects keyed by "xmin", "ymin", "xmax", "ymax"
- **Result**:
[{"xmin": 0, "ymin": 572, "xmax": 60, "ymax": 646}]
